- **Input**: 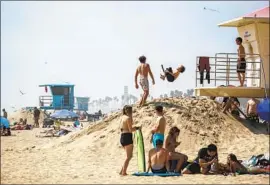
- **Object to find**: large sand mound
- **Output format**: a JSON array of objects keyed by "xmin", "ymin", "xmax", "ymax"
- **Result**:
[
  {"xmin": 44, "ymin": 97, "xmax": 269, "ymax": 158},
  {"xmin": 1, "ymin": 97, "xmax": 269, "ymax": 184}
]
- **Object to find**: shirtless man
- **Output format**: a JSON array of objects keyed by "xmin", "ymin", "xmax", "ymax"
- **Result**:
[
  {"xmin": 135, "ymin": 56, "xmax": 155, "ymax": 107},
  {"xmin": 151, "ymin": 105, "xmax": 166, "ymax": 148},
  {"xmin": 119, "ymin": 105, "xmax": 139, "ymax": 176},
  {"xmin": 236, "ymin": 37, "xmax": 246, "ymax": 87},
  {"xmin": 246, "ymin": 98, "xmax": 260, "ymax": 122},
  {"xmin": 147, "ymin": 139, "xmax": 170, "ymax": 173},
  {"xmin": 165, "ymin": 126, "xmax": 188, "ymax": 173}
]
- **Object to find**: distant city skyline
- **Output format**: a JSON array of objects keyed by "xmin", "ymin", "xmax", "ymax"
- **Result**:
[{"xmin": 1, "ymin": 1, "xmax": 269, "ymax": 112}]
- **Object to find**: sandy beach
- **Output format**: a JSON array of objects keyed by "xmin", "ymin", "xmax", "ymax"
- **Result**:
[{"xmin": 1, "ymin": 98, "xmax": 269, "ymax": 184}]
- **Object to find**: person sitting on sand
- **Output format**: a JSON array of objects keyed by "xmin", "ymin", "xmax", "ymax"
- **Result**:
[
  {"xmin": 246, "ymin": 98, "xmax": 260, "ymax": 121},
  {"xmin": 151, "ymin": 105, "xmax": 166, "ymax": 148},
  {"xmin": 147, "ymin": 139, "xmax": 170, "ymax": 173},
  {"xmin": 230, "ymin": 98, "xmax": 240, "ymax": 116},
  {"xmin": 135, "ymin": 55, "xmax": 155, "ymax": 107},
  {"xmin": 119, "ymin": 105, "xmax": 140, "ymax": 176},
  {"xmin": 160, "ymin": 65, "xmax": 185, "ymax": 82},
  {"xmin": 165, "ymin": 126, "xmax": 188, "ymax": 173},
  {"xmin": 73, "ymin": 118, "xmax": 80, "ymax": 128},
  {"xmin": 182, "ymin": 144, "xmax": 218, "ymax": 174}
]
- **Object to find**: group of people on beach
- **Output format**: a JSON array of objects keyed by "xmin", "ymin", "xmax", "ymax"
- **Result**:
[{"xmin": 119, "ymin": 104, "xmax": 269, "ymax": 176}]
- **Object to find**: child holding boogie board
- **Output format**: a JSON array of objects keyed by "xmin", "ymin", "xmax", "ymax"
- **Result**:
[{"xmin": 160, "ymin": 65, "xmax": 185, "ymax": 82}]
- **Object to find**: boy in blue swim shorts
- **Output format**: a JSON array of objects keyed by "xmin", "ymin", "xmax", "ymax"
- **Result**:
[{"xmin": 151, "ymin": 105, "xmax": 166, "ymax": 148}]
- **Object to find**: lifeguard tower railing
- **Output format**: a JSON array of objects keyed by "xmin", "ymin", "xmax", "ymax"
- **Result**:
[
  {"xmin": 39, "ymin": 96, "xmax": 75, "ymax": 110},
  {"xmin": 195, "ymin": 53, "xmax": 262, "ymax": 87},
  {"xmin": 195, "ymin": 53, "xmax": 268, "ymax": 98}
]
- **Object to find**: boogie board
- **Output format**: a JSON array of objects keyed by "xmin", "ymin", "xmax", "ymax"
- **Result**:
[{"xmin": 135, "ymin": 129, "xmax": 146, "ymax": 172}]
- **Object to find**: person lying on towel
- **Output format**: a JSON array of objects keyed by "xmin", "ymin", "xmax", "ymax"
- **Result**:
[
  {"xmin": 160, "ymin": 65, "xmax": 185, "ymax": 82},
  {"xmin": 147, "ymin": 139, "xmax": 170, "ymax": 174}
]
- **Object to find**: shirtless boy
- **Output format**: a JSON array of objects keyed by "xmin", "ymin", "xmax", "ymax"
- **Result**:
[
  {"xmin": 151, "ymin": 105, "xmax": 166, "ymax": 148},
  {"xmin": 147, "ymin": 139, "xmax": 170, "ymax": 173},
  {"xmin": 236, "ymin": 37, "xmax": 246, "ymax": 87},
  {"xmin": 160, "ymin": 65, "xmax": 185, "ymax": 82},
  {"xmin": 246, "ymin": 98, "xmax": 259, "ymax": 116},
  {"xmin": 135, "ymin": 56, "xmax": 155, "ymax": 107}
]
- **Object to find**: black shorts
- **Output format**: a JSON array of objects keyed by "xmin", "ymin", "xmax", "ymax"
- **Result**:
[
  {"xmin": 237, "ymin": 59, "xmax": 246, "ymax": 73},
  {"xmin": 185, "ymin": 163, "xmax": 201, "ymax": 174},
  {"xmin": 120, "ymin": 133, "xmax": 133, "ymax": 147},
  {"xmin": 151, "ymin": 166, "xmax": 167, "ymax": 174},
  {"xmin": 185, "ymin": 162, "xmax": 211, "ymax": 174}
]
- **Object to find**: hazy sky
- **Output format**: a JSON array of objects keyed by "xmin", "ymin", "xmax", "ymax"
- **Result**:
[{"xmin": 1, "ymin": 1, "xmax": 269, "ymax": 111}]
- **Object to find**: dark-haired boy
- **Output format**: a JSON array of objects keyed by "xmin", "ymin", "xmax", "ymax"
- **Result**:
[
  {"xmin": 135, "ymin": 55, "xmax": 155, "ymax": 107},
  {"xmin": 236, "ymin": 37, "xmax": 246, "ymax": 87},
  {"xmin": 151, "ymin": 105, "xmax": 166, "ymax": 148},
  {"xmin": 182, "ymin": 144, "xmax": 218, "ymax": 174}
]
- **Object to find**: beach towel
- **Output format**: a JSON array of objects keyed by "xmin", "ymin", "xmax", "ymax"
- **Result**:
[{"xmin": 132, "ymin": 172, "xmax": 180, "ymax": 177}]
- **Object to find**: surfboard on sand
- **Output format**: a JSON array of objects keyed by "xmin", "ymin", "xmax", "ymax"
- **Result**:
[{"xmin": 135, "ymin": 129, "xmax": 146, "ymax": 172}]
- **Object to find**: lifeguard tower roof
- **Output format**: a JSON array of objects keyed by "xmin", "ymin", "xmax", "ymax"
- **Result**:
[
  {"xmin": 218, "ymin": 6, "xmax": 269, "ymax": 27},
  {"xmin": 39, "ymin": 84, "xmax": 75, "ymax": 87}
]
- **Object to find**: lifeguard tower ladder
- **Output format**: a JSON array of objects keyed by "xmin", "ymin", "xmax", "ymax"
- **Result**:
[
  {"xmin": 195, "ymin": 53, "xmax": 269, "ymax": 98},
  {"xmin": 39, "ymin": 84, "xmax": 75, "ymax": 111}
]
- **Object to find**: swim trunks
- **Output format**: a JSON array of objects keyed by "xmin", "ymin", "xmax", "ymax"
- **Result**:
[
  {"xmin": 139, "ymin": 77, "xmax": 149, "ymax": 91},
  {"xmin": 237, "ymin": 58, "xmax": 246, "ymax": 73},
  {"xmin": 120, "ymin": 133, "xmax": 133, "ymax": 147},
  {"xmin": 152, "ymin": 133, "xmax": 164, "ymax": 148},
  {"xmin": 151, "ymin": 166, "xmax": 167, "ymax": 173}
]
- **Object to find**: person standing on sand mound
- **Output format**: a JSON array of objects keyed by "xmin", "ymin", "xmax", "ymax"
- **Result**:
[
  {"xmin": 135, "ymin": 55, "xmax": 155, "ymax": 107},
  {"xmin": 119, "ymin": 105, "xmax": 140, "ymax": 176}
]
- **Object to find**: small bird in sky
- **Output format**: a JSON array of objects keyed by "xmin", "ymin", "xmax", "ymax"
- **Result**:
[
  {"xmin": 19, "ymin": 90, "xmax": 26, "ymax": 95},
  {"xmin": 204, "ymin": 7, "xmax": 220, "ymax": 13}
]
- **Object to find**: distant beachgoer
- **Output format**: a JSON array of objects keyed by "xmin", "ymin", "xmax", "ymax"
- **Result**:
[
  {"xmin": 135, "ymin": 55, "xmax": 155, "ymax": 107},
  {"xmin": 151, "ymin": 105, "xmax": 166, "ymax": 148},
  {"xmin": 182, "ymin": 144, "xmax": 218, "ymax": 174},
  {"xmin": 160, "ymin": 65, "xmax": 185, "ymax": 82},
  {"xmin": 1, "ymin": 116, "xmax": 11, "ymax": 136},
  {"xmin": 2, "ymin": 109, "xmax": 7, "ymax": 119},
  {"xmin": 33, "ymin": 107, "xmax": 40, "ymax": 128},
  {"xmin": 165, "ymin": 126, "xmax": 188, "ymax": 172},
  {"xmin": 147, "ymin": 139, "xmax": 170, "ymax": 173},
  {"xmin": 73, "ymin": 118, "xmax": 80, "ymax": 128},
  {"xmin": 119, "ymin": 105, "xmax": 140, "ymax": 176},
  {"xmin": 246, "ymin": 98, "xmax": 260, "ymax": 119},
  {"xmin": 236, "ymin": 37, "xmax": 246, "ymax": 87}
]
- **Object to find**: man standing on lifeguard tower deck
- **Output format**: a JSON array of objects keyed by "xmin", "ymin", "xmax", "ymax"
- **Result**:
[
  {"xmin": 135, "ymin": 56, "xmax": 155, "ymax": 107},
  {"xmin": 236, "ymin": 37, "xmax": 246, "ymax": 87}
]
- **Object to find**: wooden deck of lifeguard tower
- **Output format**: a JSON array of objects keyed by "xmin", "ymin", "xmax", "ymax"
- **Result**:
[{"xmin": 195, "ymin": 53, "xmax": 269, "ymax": 98}]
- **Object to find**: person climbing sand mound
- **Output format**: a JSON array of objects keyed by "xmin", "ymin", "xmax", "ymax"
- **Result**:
[
  {"xmin": 135, "ymin": 55, "xmax": 155, "ymax": 107},
  {"xmin": 151, "ymin": 105, "xmax": 166, "ymax": 148},
  {"xmin": 119, "ymin": 105, "xmax": 140, "ymax": 176}
]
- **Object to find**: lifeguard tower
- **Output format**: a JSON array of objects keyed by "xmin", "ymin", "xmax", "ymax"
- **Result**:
[
  {"xmin": 74, "ymin": 97, "xmax": 90, "ymax": 111},
  {"xmin": 39, "ymin": 84, "xmax": 75, "ymax": 110},
  {"xmin": 195, "ymin": 6, "xmax": 270, "ymax": 99}
]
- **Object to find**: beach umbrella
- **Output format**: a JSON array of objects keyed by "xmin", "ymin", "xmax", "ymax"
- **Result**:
[
  {"xmin": 0, "ymin": 117, "xmax": 10, "ymax": 128},
  {"xmin": 257, "ymin": 98, "xmax": 270, "ymax": 121},
  {"xmin": 50, "ymin": 110, "xmax": 79, "ymax": 119}
]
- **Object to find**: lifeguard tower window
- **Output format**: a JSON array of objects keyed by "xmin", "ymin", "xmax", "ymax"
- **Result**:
[{"xmin": 51, "ymin": 87, "xmax": 70, "ymax": 106}]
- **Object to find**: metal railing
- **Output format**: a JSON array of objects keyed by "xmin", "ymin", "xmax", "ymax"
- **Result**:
[
  {"xmin": 195, "ymin": 53, "xmax": 263, "ymax": 88},
  {"xmin": 39, "ymin": 96, "xmax": 75, "ymax": 110}
]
